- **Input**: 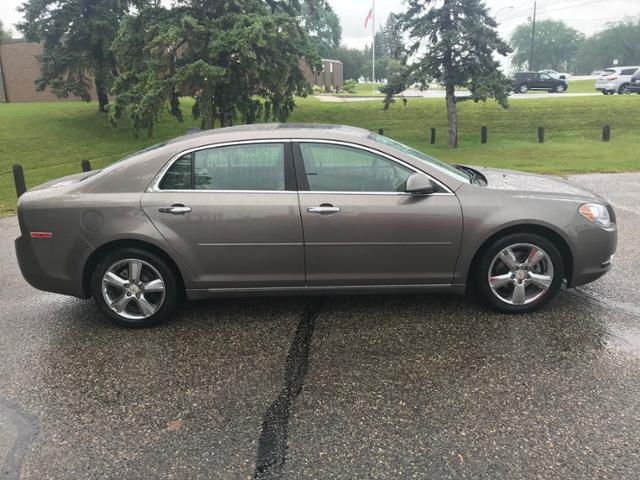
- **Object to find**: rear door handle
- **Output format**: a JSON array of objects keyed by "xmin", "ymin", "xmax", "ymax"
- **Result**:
[
  {"xmin": 307, "ymin": 205, "xmax": 340, "ymax": 214},
  {"xmin": 159, "ymin": 204, "xmax": 192, "ymax": 215}
]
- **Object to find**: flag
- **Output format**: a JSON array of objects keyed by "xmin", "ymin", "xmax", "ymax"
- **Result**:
[{"xmin": 364, "ymin": 7, "xmax": 373, "ymax": 28}]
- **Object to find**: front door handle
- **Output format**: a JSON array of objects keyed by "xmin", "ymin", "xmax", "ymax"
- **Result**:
[
  {"xmin": 307, "ymin": 205, "xmax": 340, "ymax": 214},
  {"xmin": 159, "ymin": 204, "xmax": 192, "ymax": 215}
]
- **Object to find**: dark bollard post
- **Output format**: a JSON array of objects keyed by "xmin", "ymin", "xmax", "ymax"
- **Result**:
[
  {"xmin": 537, "ymin": 126, "xmax": 545, "ymax": 144},
  {"xmin": 13, "ymin": 164, "xmax": 27, "ymax": 199},
  {"xmin": 602, "ymin": 125, "xmax": 611, "ymax": 142},
  {"xmin": 430, "ymin": 128, "xmax": 436, "ymax": 145},
  {"xmin": 81, "ymin": 159, "xmax": 92, "ymax": 172},
  {"xmin": 481, "ymin": 126, "xmax": 488, "ymax": 144},
  {"xmin": 378, "ymin": 128, "xmax": 384, "ymax": 135}
]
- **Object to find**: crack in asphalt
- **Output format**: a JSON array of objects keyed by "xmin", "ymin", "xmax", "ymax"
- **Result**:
[
  {"xmin": 253, "ymin": 299, "xmax": 323, "ymax": 480},
  {"xmin": 0, "ymin": 396, "xmax": 37, "ymax": 480}
]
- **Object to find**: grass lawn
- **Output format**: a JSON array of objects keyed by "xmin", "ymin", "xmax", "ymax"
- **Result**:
[
  {"xmin": 1, "ymin": 94, "xmax": 639, "ymax": 216},
  {"xmin": 567, "ymin": 78, "xmax": 599, "ymax": 93},
  {"xmin": 335, "ymin": 82, "xmax": 384, "ymax": 97}
]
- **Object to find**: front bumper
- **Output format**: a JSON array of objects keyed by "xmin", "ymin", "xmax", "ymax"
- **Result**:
[{"xmin": 568, "ymin": 223, "xmax": 618, "ymax": 288}]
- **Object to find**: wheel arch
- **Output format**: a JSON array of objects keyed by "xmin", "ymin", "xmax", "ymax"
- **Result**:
[
  {"xmin": 467, "ymin": 223, "xmax": 574, "ymax": 287},
  {"xmin": 82, "ymin": 239, "xmax": 186, "ymax": 299}
]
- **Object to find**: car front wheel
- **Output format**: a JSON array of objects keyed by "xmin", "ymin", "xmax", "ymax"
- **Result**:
[
  {"xmin": 555, "ymin": 84, "xmax": 566, "ymax": 93},
  {"xmin": 475, "ymin": 233, "xmax": 564, "ymax": 313},
  {"xmin": 91, "ymin": 248, "xmax": 180, "ymax": 328}
]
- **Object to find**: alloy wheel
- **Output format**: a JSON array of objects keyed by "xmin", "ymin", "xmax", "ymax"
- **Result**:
[
  {"xmin": 487, "ymin": 243, "xmax": 554, "ymax": 306},
  {"xmin": 101, "ymin": 258, "xmax": 166, "ymax": 320}
]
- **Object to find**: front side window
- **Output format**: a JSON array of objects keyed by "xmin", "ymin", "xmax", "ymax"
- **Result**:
[
  {"xmin": 299, "ymin": 143, "xmax": 412, "ymax": 192},
  {"xmin": 160, "ymin": 143, "xmax": 286, "ymax": 191}
]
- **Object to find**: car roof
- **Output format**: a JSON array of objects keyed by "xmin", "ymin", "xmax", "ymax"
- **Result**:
[{"xmin": 164, "ymin": 123, "xmax": 372, "ymax": 148}]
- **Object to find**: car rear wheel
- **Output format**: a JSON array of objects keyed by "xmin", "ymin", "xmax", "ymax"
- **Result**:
[
  {"xmin": 518, "ymin": 84, "xmax": 529, "ymax": 94},
  {"xmin": 618, "ymin": 84, "xmax": 630, "ymax": 94},
  {"xmin": 475, "ymin": 233, "xmax": 564, "ymax": 313},
  {"xmin": 91, "ymin": 248, "xmax": 179, "ymax": 328}
]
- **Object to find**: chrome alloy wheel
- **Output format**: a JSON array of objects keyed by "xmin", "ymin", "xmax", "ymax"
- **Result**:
[
  {"xmin": 487, "ymin": 243, "xmax": 554, "ymax": 306},
  {"xmin": 101, "ymin": 259, "xmax": 166, "ymax": 320}
]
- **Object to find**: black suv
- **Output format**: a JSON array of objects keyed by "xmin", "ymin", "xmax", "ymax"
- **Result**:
[
  {"xmin": 627, "ymin": 69, "xmax": 640, "ymax": 94},
  {"xmin": 512, "ymin": 72, "xmax": 568, "ymax": 94}
]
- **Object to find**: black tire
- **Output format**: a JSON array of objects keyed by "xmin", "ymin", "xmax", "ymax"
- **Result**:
[
  {"xmin": 518, "ymin": 83, "xmax": 529, "ymax": 94},
  {"xmin": 555, "ymin": 84, "xmax": 566, "ymax": 93},
  {"xmin": 91, "ymin": 248, "xmax": 180, "ymax": 328},
  {"xmin": 475, "ymin": 233, "xmax": 564, "ymax": 314},
  {"xmin": 618, "ymin": 83, "xmax": 630, "ymax": 95}
]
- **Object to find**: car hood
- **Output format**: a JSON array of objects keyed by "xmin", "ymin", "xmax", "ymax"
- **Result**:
[{"xmin": 474, "ymin": 167, "xmax": 603, "ymax": 200}]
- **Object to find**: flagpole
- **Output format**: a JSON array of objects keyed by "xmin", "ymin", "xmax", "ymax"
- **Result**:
[{"xmin": 371, "ymin": 0, "xmax": 375, "ymax": 86}]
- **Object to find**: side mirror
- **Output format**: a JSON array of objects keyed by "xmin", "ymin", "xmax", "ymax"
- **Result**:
[{"xmin": 405, "ymin": 173, "xmax": 437, "ymax": 194}]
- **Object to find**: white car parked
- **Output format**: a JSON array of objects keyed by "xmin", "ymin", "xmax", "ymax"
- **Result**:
[
  {"xmin": 595, "ymin": 66, "xmax": 640, "ymax": 95},
  {"xmin": 538, "ymin": 69, "xmax": 570, "ymax": 80}
]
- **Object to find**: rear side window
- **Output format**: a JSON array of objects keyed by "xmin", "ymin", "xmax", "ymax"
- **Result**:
[
  {"xmin": 622, "ymin": 68, "xmax": 638, "ymax": 76},
  {"xmin": 160, "ymin": 143, "xmax": 286, "ymax": 191},
  {"xmin": 160, "ymin": 156, "xmax": 192, "ymax": 190}
]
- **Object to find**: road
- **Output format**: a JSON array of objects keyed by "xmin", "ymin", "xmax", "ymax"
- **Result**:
[
  {"xmin": 314, "ymin": 91, "xmax": 601, "ymax": 102},
  {"xmin": 1, "ymin": 173, "xmax": 639, "ymax": 479}
]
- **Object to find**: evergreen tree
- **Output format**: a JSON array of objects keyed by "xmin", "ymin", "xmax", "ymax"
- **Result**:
[
  {"xmin": 110, "ymin": 0, "xmax": 321, "ymax": 135},
  {"xmin": 18, "ymin": 0, "xmax": 138, "ymax": 112},
  {"xmin": 389, "ymin": 0, "xmax": 512, "ymax": 148}
]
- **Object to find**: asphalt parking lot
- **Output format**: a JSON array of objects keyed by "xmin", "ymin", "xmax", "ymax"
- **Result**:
[{"xmin": 1, "ymin": 173, "xmax": 639, "ymax": 480}]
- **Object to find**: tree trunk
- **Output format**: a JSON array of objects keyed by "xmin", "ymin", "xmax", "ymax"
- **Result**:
[
  {"xmin": 445, "ymin": 83, "xmax": 458, "ymax": 149},
  {"xmin": 219, "ymin": 102, "xmax": 233, "ymax": 128},
  {"xmin": 95, "ymin": 77, "xmax": 109, "ymax": 113}
]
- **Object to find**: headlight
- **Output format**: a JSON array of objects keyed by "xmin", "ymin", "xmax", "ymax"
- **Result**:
[{"xmin": 579, "ymin": 203, "xmax": 611, "ymax": 228}]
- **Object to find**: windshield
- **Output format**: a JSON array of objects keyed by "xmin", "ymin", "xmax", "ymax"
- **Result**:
[{"xmin": 370, "ymin": 134, "xmax": 471, "ymax": 183}]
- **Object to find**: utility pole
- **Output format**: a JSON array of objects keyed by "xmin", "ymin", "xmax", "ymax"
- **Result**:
[
  {"xmin": 372, "ymin": 0, "xmax": 376, "ymax": 85},
  {"xmin": 529, "ymin": 1, "xmax": 537, "ymax": 71}
]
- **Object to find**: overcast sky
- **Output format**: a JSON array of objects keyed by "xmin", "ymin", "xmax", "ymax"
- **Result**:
[{"xmin": 2, "ymin": 0, "xmax": 639, "ymax": 47}]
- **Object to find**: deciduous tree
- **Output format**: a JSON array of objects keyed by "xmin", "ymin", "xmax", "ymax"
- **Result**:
[
  {"xmin": 574, "ymin": 19, "xmax": 640, "ymax": 74},
  {"xmin": 511, "ymin": 20, "xmax": 584, "ymax": 72},
  {"xmin": 299, "ymin": 0, "xmax": 341, "ymax": 58},
  {"xmin": 0, "ymin": 20, "xmax": 12, "ymax": 41}
]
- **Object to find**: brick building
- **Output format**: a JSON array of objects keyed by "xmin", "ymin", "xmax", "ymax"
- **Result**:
[
  {"xmin": 0, "ymin": 38, "xmax": 342, "ymax": 102},
  {"xmin": 299, "ymin": 58, "xmax": 344, "ymax": 92},
  {"xmin": 0, "ymin": 39, "xmax": 95, "ymax": 103}
]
